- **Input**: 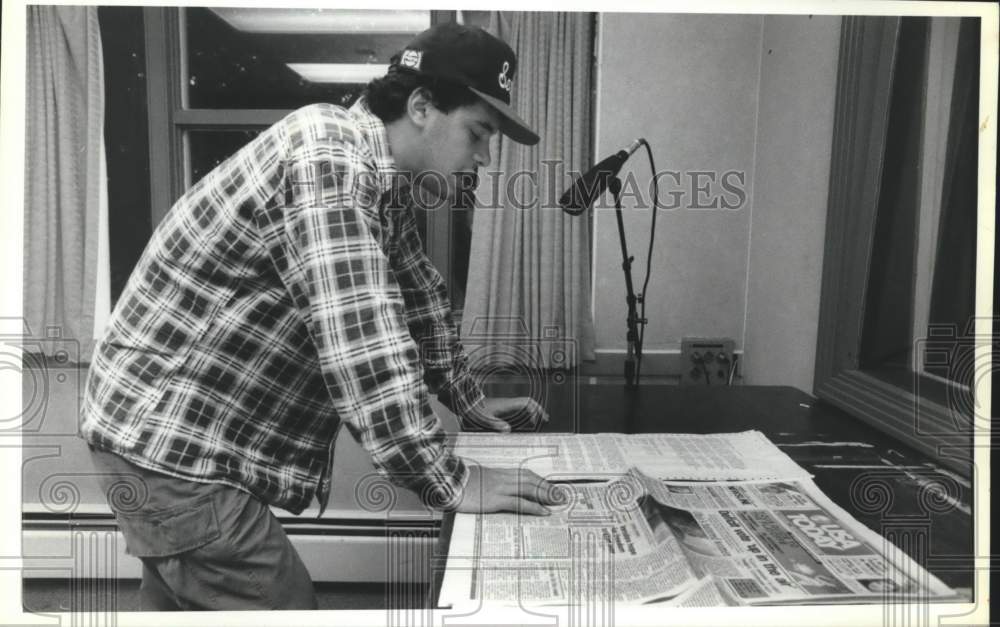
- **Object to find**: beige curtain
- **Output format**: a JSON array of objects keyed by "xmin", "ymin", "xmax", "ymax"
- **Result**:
[
  {"xmin": 461, "ymin": 12, "xmax": 596, "ymax": 368},
  {"xmin": 25, "ymin": 7, "xmax": 108, "ymax": 361}
]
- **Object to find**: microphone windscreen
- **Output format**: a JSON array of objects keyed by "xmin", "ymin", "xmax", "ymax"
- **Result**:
[{"xmin": 558, "ymin": 151, "xmax": 627, "ymax": 214}]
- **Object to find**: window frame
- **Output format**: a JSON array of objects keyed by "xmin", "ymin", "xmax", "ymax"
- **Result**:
[
  {"xmin": 142, "ymin": 7, "xmax": 458, "ymax": 284},
  {"xmin": 813, "ymin": 16, "xmax": 978, "ymax": 478}
]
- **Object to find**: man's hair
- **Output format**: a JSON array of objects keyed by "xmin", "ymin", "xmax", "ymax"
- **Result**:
[{"xmin": 364, "ymin": 59, "xmax": 480, "ymax": 123}]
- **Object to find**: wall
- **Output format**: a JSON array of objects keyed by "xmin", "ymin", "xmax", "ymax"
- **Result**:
[
  {"xmin": 593, "ymin": 13, "xmax": 841, "ymax": 393},
  {"xmin": 743, "ymin": 15, "xmax": 841, "ymax": 391},
  {"xmin": 594, "ymin": 13, "xmax": 760, "ymax": 352}
]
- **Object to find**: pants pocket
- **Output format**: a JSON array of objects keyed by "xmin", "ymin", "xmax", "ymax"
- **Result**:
[
  {"xmin": 149, "ymin": 488, "xmax": 318, "ymax": 610},
  {"xmin": 114, "ymin": 493, "xmax": 221, "ymax": 557}
]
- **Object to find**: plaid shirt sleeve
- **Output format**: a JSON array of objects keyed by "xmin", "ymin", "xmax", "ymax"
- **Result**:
[
  {"xmin": 276, "ymin": 129, "xmax": 468, "ymax": 510},
  {"xmin": 389, "ymin": 207, "xmax": 486, "ymax": 419}
]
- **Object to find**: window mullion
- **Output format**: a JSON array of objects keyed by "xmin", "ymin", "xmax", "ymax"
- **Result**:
[
  {"xmin": 144, "ymin": 7, "xmax": 185, "ymax": 227},
  {"xmin": 175, "ymin": 110, "xmax": 293, "ymax": 127}
]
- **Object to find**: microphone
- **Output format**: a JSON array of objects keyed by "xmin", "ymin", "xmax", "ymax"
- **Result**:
[{"xmin": 559, "ymin": 138, "xmax": 644, "ymax": 215}]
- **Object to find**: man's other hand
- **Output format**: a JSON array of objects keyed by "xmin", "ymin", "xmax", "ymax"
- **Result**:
[
  {"xmin": 456, "ymin": 464, "xmax": 562, "ymax": 516},
  {"xmin": 462, "ymin": 396, "xmax": 549, "ymax": 432}
]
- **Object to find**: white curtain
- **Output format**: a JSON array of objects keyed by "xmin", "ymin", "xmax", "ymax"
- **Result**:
[
  {"xmin": 461, "ymin": 12, "xmax": 596, "ymax": 368},
  {"xmin": 24, "ymin": 6, "xmax": 108, "ymax": 361}
]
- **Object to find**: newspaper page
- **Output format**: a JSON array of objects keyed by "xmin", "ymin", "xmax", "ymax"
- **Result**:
[
  {"xmin": 439, "ymin": 477, "xmax": 701, "ymax": 606},
  {"xmin": 630, "ymin": 471, "xmax": 957, "ymax": 604},
  {"xmin": 438, "ymin": 470, "xmax": 957, "ymax": 608},
  {"xmin": 452, "ymin": 431, "xmax": 811, "ymax": 481}
]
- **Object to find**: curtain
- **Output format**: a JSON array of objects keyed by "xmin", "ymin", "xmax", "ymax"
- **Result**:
[
  {"xmin": 24, "ymin": 6, "xmax": 108, "ymax": 361},
  {"xmin": 460, "ymin": 12, "xmax": 596, "ymax": 369}
]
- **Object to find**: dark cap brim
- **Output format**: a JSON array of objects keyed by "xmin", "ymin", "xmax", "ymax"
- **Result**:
[{"xmin": 469, "ymin": 87, "xmax": 539, "ymax": 146}]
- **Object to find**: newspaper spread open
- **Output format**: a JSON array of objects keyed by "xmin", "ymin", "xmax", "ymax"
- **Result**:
[
  {"xmin": 452, "ymin": 431, "xmax": 812, "ymax": 481},
  {"xmin": 438, "ymin": 468, "xmax": 957, "ymax": 607}
]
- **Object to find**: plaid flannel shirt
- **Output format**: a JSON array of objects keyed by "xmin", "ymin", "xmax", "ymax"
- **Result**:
[{"xmin": 80, "ymin": 100, "xmax": 484, "ymax": 516}]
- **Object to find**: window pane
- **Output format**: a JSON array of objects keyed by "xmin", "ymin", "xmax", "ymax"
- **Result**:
[
  {"xmin": 923, "ymin": 17, "xmax": 978, "ymax": 384},
  {"xmin": 859, "ymin": 18, "xmax": 927, "ymax": 372},
  {"xmin": 187, "ymin": 130, "xmax": 261, "ymax": 186},
  {"xmin": 859, "ymin": 17, "xmax": 978, "ymax": 396},
  {"xmin": 99, "ymin": 6, "xmax": 152, "ymax": 303},
  {"xmin": 183, "ymin": 8, "xmax": 429, "ymax": 109}
]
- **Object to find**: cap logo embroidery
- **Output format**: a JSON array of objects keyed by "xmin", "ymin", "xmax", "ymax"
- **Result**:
[
  {"xmin": 400, "ymin": 50, "xmax": 422, "ymax": 70},
  {"xmin": 498, "ymin": 61, "xmax": 512, "ymax": 92}
]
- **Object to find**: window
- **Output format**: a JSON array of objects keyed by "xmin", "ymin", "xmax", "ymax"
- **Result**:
[
  {"xmin": 142, "ymin": 8, "xmax": 472, "ymax": 309},
  {"xmin": 814, "ymin": 16, "xmax": 986, "ymax": 477},
  {"xmin": 100, "ymin": 6, "xmax": 152, "ymax": 302}
]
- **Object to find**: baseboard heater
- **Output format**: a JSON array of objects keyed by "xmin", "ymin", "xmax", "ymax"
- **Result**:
[{"xmin": 22, "ymin": 514, "xmax": 440, "ymax": 583}]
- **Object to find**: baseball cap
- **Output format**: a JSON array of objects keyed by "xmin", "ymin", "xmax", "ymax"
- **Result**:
[{"xmin": 393, "ymin": 22, "xmax": 539, "ymax": 146}]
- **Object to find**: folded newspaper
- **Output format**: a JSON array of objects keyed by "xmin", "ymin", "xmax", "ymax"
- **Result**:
[
  {"xmin": 451, "ymin": 430, "xmax": 812, "ymax": 481},
  {"xmin": 439, "ymin": 434, "xmax": 958, "ymax": 607}
]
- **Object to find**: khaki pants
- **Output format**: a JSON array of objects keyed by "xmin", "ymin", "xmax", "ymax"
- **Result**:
[{"xmin": 88, "ymin": 445, "xmax": 318, "ymax": 610}]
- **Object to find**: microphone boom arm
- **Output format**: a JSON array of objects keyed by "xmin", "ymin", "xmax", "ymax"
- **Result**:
[{"xmin": 559, "ymin": 137, "xmax": 650, "ymax": 387}]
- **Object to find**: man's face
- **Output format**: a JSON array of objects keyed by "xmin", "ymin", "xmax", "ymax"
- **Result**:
[{"xmin": 413, "ymin": 98, "xmax": 501, "ymax": 206}]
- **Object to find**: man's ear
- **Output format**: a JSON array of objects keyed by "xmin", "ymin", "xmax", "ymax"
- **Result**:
[{"xmin": 406, "ymin": 87, "xmax": 434, "ymax": 129}]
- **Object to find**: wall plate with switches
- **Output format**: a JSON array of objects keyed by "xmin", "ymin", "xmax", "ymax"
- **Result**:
[{"xmin": 680, "ymin": 337, "xmax": 737, "ymax": 385}]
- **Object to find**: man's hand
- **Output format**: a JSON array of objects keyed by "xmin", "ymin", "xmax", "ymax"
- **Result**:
[
  {"xmin": 462, "ymin": 396, "xmax": 549, "ymax": 432},
  {"xmin": 456, "ymin": 464, "xmax": 562, "ymax": 515}
]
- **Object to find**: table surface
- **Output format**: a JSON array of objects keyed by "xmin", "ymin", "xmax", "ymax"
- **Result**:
[{"xmin": 432, "ymin": 384, "xmax": 975, "ymax": 605}]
